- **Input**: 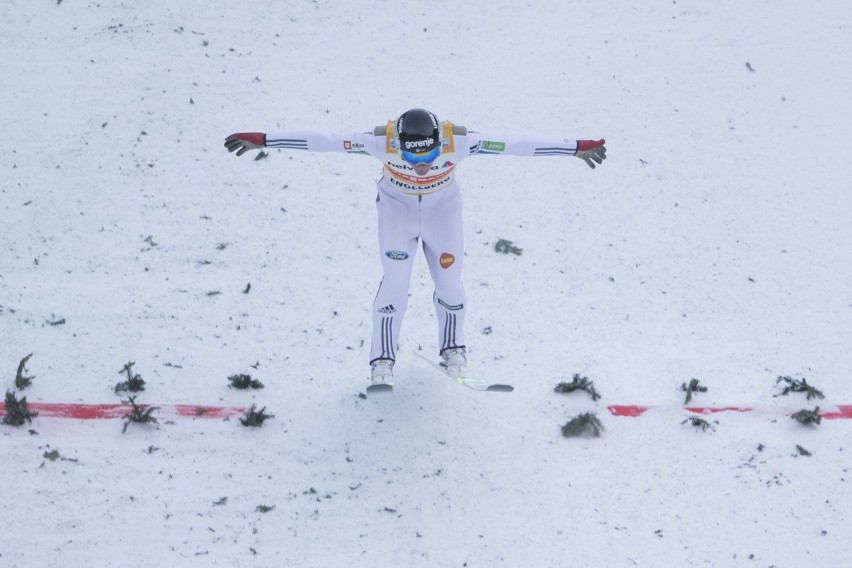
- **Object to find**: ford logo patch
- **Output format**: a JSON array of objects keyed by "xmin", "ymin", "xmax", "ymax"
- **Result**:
[{"xmin": 385, "ymin": 250, "xmax": 409, "ymax": 261}]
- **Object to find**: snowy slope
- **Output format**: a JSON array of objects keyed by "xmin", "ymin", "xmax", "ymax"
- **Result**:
[{"xmin": 2, "ymin": 1, "xmax": 851, "ymax": 567}]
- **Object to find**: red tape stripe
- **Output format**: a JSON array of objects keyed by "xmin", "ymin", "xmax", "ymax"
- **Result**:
[
  {"xmin": 3, "ymin": 403, "xmax": 850, "ymax": 420},
  {"xmin": 607, "ymin": 404, "xmax": 852, "ymax": 419},
  {"xmin": 1, "ymin": 402, "xmax": 246, "ymax": 420}
]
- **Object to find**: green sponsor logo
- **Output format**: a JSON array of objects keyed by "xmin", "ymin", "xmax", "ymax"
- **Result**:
[{"xmin": 482, "ymin": 140, "xmax": 506, "ymax": 152}]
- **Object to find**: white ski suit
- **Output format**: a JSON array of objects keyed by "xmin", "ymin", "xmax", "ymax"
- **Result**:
[{"xmin": 263, "ymin": 121, "xmax": 586, "ymax": 365}]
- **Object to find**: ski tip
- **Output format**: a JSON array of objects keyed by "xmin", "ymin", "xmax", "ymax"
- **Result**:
[
  {"xmin": 366, "ymin": 383, "xmax": 394, "ymax": 395},
  {"xmin": 486, "ymin": 384, "xmax": 514, "ymax": 393}
]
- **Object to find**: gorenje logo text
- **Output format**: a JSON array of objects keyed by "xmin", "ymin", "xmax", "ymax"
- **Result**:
[{"xmin": 404, "ymin": 138, "xmax": 434, "ymax": 150}]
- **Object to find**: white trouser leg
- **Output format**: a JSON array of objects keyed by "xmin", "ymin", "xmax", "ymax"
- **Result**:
[
  {"xmin": 370, "ymin": 183, "xmax": 418, "ymax": 363},
  {"xmin": 421, "ymin": 184, "xmax": 466, "ymax": 355}
]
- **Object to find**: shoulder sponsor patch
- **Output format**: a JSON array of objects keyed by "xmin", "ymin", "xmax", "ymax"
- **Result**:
[
  {"xmin": 441, "ymin": 122, "xmax": 455, "ymax": 152},
  {"xmin": 481, "ymin": 140, "xmax": 506, "ymax": 152}
]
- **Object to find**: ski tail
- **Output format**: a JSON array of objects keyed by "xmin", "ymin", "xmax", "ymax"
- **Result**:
[
  {"xmin": 366, "ymin": 383, "xmax": 393, "ymax": 395},
  {"xmin": 413, "ymin": 351, "xmax": 514, "ymax": 393}
]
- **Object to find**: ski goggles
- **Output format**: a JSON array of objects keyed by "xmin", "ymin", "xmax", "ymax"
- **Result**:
[{"xmin": 401, "ymin": 146, "xmax": 441, "ymax": 165}]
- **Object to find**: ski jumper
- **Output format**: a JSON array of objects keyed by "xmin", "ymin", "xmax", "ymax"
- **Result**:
[{"xmin": 263, "ymin": 123, "xmax": 585, "ymax": 364}]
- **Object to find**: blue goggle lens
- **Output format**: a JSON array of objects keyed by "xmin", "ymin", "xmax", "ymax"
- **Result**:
[{"xmin": 401, "ymin": 146, "xmax": 441, "ymax": 165}]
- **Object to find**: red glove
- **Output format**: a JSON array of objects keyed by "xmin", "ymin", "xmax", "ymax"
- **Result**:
[
  {"xmin": 576, "ymin": 139, "xmax": 606, "ymax": 169},
  {"xmin": 224, "ymin": 132, "xmax": 266, "ymax": 157}
]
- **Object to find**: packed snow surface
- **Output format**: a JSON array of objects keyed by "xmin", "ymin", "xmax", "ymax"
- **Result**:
[{"xmin": 2, "ymin": 1, "xmax": 851, "ymax": 566}]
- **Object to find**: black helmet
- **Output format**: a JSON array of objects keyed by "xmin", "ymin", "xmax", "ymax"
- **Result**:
[{"xmin": 396, "ymin": 109, "xmax": 440, "ymax": 155}]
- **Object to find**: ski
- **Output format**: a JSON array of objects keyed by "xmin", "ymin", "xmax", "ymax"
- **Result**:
[{"xmin": 413, "ymin": 351, "xmax": 514, "ymax": 392}]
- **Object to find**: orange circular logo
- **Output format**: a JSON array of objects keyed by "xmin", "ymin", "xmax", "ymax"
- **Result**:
[{"xmin": 440, "ymin": 252, "xmax": 455, "ymax": 269}]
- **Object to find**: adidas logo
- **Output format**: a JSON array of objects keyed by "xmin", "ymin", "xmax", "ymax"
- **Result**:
[{"xmin": 378, "ymin": 304, "xmax": 396, "ymax": 314}]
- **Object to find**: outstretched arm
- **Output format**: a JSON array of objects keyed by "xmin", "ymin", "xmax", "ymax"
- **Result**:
[
  {"xmin": 467, "ymin": 132, "xmax": 607, "ymax": 169},
  {"xmin": 224, "ymin": 130, "xmax": 381, "ymax": 157}
]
